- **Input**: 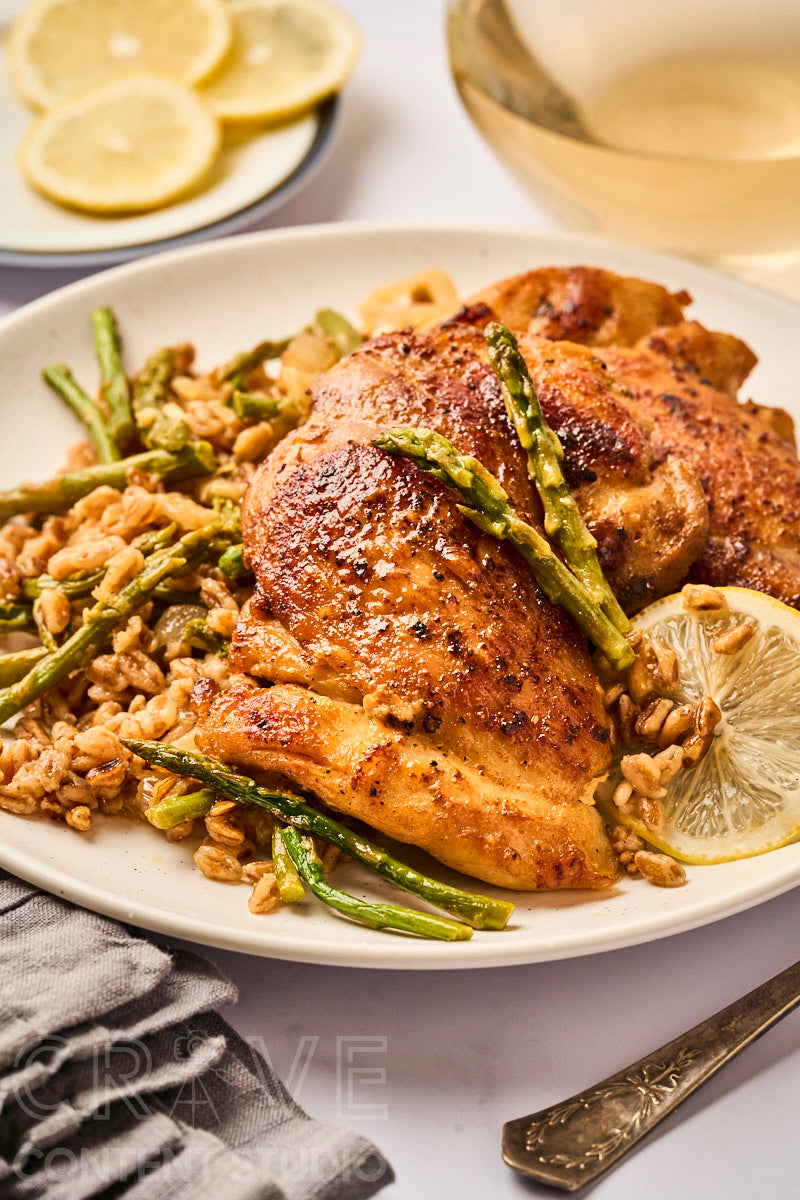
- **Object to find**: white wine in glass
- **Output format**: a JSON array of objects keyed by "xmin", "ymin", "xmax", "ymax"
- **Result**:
[{"xmin": 448, "ymin": 0, "xmax": 800, "ymax": 279}]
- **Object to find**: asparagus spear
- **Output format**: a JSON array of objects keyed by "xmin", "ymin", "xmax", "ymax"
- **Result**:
[
  {"xmin": 0, "ymin": 521, "xmax": 224, "ymax": 726},
  {"xmin": 144, "ymin": 413, "xmax": 192, "ymax": 454},
  {"xmin": 22, "ymin": 570, "xmax": 104, "ymax": 601},
  {"xmin": 0, "ymin": 646, "xmax": 48, "ymax": 687},
  {"xmin": 271, "ymin": 824, "xmax": 305, "ymax": 904},
  {"xmin": 152, "ymin": 585, "xmax": 202, "ymax": 605},
  {"xmin": 91, "ymin": 307, "xmax": 135, "ymax": 447},
  {"xmin": 486, "ymin": 323, "xmax": 631, "ymax": 633},
  {"xmin": 372, "ymin": 427, "xmax": 634, "ymax": 671},
  {"xmin": 230, "ymin": 390, "xmax": 283, "ymax": 421},
  {"xmin": 121, "ymin": 740, "xmax": 513, "ymax": 931},
  {"xmin": 135, "ymin": 523, "xmax": 182, "ymax": 553},
  {"xmin": 216, "ymin": 338, "xmax": 290, "ymax": 388},
  {"xmin": 0, "ymin": 441, "xmax": 218, "ymax": 520},
  {"xmin": 146, "ymin": 788, "xmax": 216, "ymax": 830},
  {"xmin": 281, "ymin": 828, "xmax": 471, "ymax": 941},
  {"xmin": 133, "ymin": 345, "xmax": 193, "ymax": 418},
  {"xmin": 25, "ymin": 575, "xmax": 204, "ymax": 608},
  {"xmin": 217, "ymin": 544, "xmax": 250, "ymax": 580},
  {"xmin": 0, "ymin": 602, "xmax": 33, "ymax": 633},
  {"xmin": 314, "ymin": 309, "xmax": 363, "ymax": 357},
  {"xmin": 42, "ymin": 365, "xmax": 120, "ymax": 464},
  {"xmin": 181, "ymin": 617, "xmax": 228, "ymax": 656},
  {"xmin": 132, "ymin": 345, "xmax": 194, "ymax": 451}
]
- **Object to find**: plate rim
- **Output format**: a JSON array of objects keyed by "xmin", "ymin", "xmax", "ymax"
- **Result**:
[
  {"xmin": 3, "ymin": 215, "xmax": 800, "ymax": 320},
  {"xmin": 1, "ymin": 219, "xmax": 799, "ymax": 969},
  {"xmin": 1, "ymin": 821, "xmax": 799, "ymax": 969},
  {"xmin": 0, "ymin": 98, "xmax": 339, "ymax": 269}
]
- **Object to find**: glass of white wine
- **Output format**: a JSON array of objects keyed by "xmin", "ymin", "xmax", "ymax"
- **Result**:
[{"xmin": 448, "ymin": 0, "xmax": 800, "ymax": 288}]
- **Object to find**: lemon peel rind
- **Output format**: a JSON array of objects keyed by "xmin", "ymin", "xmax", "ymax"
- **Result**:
[
  {"xmin": 633, "ymin": 585, "xmax": 800, "ymax": 634},
  {"xmin": 598, "ymin": 803, "xmax": 800, "ymax": 866}
]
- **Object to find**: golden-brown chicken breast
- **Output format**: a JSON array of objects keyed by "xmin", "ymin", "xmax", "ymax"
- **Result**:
[{"xmin": 196, "ymin": 323, "xmax": 619, "ymax": 891}]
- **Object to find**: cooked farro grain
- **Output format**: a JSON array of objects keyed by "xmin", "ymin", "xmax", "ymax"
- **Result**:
[
  {"xmin": 657, "ymin": 703, "xmax": 694, "ymax": 748},
  {"xmin": 38, "ymin": 586, "xmax": 71, "ymax": 634},
  {"xmin": 682, "ymin": 583, "xmax": 727, "ymax": 611},
  {"xmin": 711, "ymin": 623, "xmax": 755, "ymax": 655},
  {"xmin": 633, "ymin": 850, "xmax": 687, "ymax": 887},
  {"xmin": 233, "ymin": 422, "xmax": 275, "ymax": 463},
  {"xmin": 610, "ymin": 825, "xmax": 645, "ymax": 874},
  {"xmin": 620, "ymin": 752, "xmax": 665, "ymax": 801},
  {"xmin": 248, "ymin": 871, "xmax": 281, "ymax": 914},
  {"xmin": 194, "ymin": 840, "xmax": 243, "ymax": 882},
  {"xmin": 65, "ymin": 804, "xmax": 93, "ymax": 832}
]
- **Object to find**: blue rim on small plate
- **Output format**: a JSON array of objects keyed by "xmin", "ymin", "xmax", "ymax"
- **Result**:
[{"xmin": 0, "ymin": 97, "xmax": 339, "ymax": 271}]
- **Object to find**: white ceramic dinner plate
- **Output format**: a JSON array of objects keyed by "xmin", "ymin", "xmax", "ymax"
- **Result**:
[
  {"xmin": 0, "ymin": 10, "xmax": 338, "ymax": 269},
  {"xmin": 1, "ymin": 223, "xmax": 799, "ymax": 969}
]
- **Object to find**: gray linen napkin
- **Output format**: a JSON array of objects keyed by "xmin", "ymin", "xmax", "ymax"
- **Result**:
[{"xmin": 0, "ymin": 872, "xmax": 393, "ymax": 1200}]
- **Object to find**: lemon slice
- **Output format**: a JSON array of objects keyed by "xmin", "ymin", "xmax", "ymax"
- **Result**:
[
  {"xmin": 18, "ymin": 76, "xmax": 221, "ymax": 214},
  {"xmin": 605, "ymin": 587, "xmax": 800, "ymax": 864},
  {"xmin": 6, "ymin": 0, "xmax": 232, "ymax": 111},
  {"xmin": 199, "ymin": 0, "xmax": 362, "ymax": 123}
]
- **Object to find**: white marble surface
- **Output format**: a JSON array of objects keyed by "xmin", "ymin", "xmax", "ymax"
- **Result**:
[{"xmin": 1, "ymin": 2, "xmax": 798, "ymax": 1197}]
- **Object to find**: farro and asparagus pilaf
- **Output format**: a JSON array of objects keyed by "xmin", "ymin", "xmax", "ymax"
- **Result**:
[{"xmin": 0, "ymin": 306, "xmax": 343, "ymax": 909}]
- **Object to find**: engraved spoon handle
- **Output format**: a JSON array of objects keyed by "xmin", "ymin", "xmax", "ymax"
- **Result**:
[{"xmin": 503, "ymin": 959, "xmax": 800, "ymax": 1192}]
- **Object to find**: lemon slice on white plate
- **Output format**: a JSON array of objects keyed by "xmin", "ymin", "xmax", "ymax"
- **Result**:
[
  {"xmin": 606, "ymin": 586, "xmax": 800, "ymax": 865},
  {"xmin": 18, "ymin": 76, "xmax": 221, "ymax": 214},
  {"xmin": 199, "ymin": 0, "xmax": 362, "ymax": 123},
  {"xmin": 6, "ymin": 0, "xmax": 232, "ymax": 111}
]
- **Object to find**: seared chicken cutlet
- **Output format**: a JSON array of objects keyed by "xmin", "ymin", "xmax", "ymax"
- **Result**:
[{"xmin": 196, "ymin": 323, "xmax": 619, "ymax": 891}]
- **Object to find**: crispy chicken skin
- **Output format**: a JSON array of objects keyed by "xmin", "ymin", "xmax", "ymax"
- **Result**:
[
  {"xmin": 469, "ymin": 265, "xmax": 691, "ymax": 348},
  {"xmin": 636, "ymin": 321, "xmax": 756, "ymax": 396},
  {"xmin": 195, "ymin": 679, "xmax": 618, "ymax": 891},
  {"xmin": 196, "ymin": 324, "xmax": 619, "ymax": 891},
  {"xmin": 468, "ymin": 266, "xmax": 757, "ymax": 393},
  {"xmin": 468, "ymin": 266, "xmax": 800, "ymax": 610}
]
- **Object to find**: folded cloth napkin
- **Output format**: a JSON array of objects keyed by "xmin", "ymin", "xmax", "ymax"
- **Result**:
[{"xmin": 0, "ymin": 872, "xmax": 393, "ymax": 1200}]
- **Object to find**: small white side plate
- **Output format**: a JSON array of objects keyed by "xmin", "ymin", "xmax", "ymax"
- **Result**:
[
  {"xmin": 0, "ymin": 22, "xmax": 338, "ymax": 267},
  {"xmin": 0, "ymin": 223, "xmax": 798, "ymax": 969}
]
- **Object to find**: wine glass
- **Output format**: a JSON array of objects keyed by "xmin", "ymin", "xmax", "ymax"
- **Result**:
[{"xmin": 448, "ymin": 0, "xmax": 800, "ymax": 294}]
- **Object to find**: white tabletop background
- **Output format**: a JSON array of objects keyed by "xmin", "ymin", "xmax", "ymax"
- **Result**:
[{"xmin": 1, "ymin": 2, "xmax": 798, "ymax": 1197}]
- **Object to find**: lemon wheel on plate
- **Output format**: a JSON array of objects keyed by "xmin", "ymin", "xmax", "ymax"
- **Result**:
[
  {"xmin": 6, "ymin": 0, "xmax": 232, "ymax": 111},
  {"xmin": 18, "ymin": 76, "xmax": 221, "ymax": 214},
  {"xmin": 605, "ymin": 587, "xmax": 800, "ymax": 865},
  {"xmin": 199, "ymin": 0, "xmax": 362, "ymax": 123}
]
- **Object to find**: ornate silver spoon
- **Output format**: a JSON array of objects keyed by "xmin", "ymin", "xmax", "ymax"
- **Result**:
[{"xmin": 503, "ymin": 958, "xmax": 800, "ymax": 1191}]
